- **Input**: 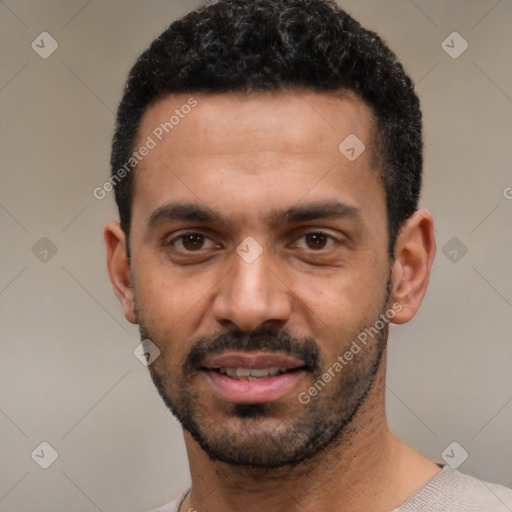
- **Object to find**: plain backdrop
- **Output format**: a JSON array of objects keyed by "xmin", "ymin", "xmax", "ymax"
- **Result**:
[{"xmin": 1, "ymin": 1, "xmax": 511, "ymax": 511}]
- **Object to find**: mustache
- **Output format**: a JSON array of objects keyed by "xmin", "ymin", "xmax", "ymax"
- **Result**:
[{"xmin": 183, "ymin": 327, "xmax": 321, "ymax": 374}]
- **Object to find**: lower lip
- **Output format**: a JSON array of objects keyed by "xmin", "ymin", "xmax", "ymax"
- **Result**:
[{"xmin": 204, "ymin": 370, "xmax": 304, "ymax": 404}]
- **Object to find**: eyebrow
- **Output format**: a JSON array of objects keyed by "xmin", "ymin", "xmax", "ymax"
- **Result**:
[
  {"xmin": 147, "ymin": 200, "xmax": 361, "ymax": 229},
  {"xmin": 268, "ymin": 201, "xmax": 361, "ymax": 227}
]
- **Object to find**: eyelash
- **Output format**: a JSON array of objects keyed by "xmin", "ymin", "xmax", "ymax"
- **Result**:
[
  {"xmin": 169, "ymin": 232, "xmax": 219, "ymax": 252},
  {"xmin": 167, "ymin": 230, "xmax": 338, "ymax": 252}
]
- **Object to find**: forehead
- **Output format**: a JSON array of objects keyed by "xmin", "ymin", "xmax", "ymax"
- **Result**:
[
  {"xmin": 131, "ymin": 90, "xmax": 384, "ymax": 231},
  {"xmin": 139, "ymin": 89, "xmax": 374, "ymax": 158}
]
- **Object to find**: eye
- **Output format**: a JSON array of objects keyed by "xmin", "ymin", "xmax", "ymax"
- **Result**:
[
  {"xmin": 293, "ymin": 231, "xmax": 337, "ymax": 250},
  {"xmin": 169, "ymin": 232, "xmax": 218, "ymax": 252}
]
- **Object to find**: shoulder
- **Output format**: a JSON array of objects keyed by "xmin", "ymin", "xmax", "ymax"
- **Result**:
[
  {"xmin": 146, "ymin": 488, "xmax": 189, "ymax": 512},
  {"xmin": 395, "ymin": 465, "xmax": 512, "ymax": 511}
]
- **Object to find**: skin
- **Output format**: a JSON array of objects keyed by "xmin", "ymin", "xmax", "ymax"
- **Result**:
[{"xmin": 105, "ymin": 90, "xmax": 439, "ymax": 512}]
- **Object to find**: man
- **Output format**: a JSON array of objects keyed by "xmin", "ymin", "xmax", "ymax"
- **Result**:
[{"xmin": 104, "ymin": 0, "xmax": 512, "ymax": 510}]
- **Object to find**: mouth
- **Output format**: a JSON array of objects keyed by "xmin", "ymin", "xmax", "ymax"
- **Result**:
[
  {"xmin": 214, "ymin": 367, "xmax": 295, "ymax": 380},
  {"xmin": 201, "ymin": 352, "xmax": 307, "ymax": 404}
]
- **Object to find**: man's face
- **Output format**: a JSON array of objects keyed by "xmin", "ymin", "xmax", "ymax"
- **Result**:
[{"xmin": 128, "ymin": 91, "xmax": 392, "ymax": 467}]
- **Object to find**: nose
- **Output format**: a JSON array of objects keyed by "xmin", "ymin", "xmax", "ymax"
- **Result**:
[{"xmin": 212, "ymin": 249, "xmax": 292, "ymax": 332}]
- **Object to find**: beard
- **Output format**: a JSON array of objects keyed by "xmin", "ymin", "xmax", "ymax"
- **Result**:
[{"xmin": 136, "ymin": 284, "xmax": 391, "ymax": 469}]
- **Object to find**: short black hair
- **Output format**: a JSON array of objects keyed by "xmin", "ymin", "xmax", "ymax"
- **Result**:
[{"xmin": 111, "ymin": 0, "xmax": 422, "ymax": 257}]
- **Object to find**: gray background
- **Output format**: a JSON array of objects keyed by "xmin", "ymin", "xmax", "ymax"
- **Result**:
[{"xmin": 1, "ymin": 0, "xmax": 511, "ymax": 510}]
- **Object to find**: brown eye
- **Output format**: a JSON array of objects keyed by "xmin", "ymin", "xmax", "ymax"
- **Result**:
[
  {"xmin": 170, "ymin": 232, "xmax": 216, "ymax": 252},
  {"xmin": 181, "ymin": 233, "xmax": 205, "ymax": 251},
  {"xmin": 304, "ymin": 232, "xmax": 329, "ymax": 250}
]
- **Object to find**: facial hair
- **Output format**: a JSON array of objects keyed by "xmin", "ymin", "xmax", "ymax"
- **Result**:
[{"xmin": 136, "ymin": 282, "xmax": 391, "ymax": 468}]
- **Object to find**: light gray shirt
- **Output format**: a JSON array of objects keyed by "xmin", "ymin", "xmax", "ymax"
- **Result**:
[{"xmin": 149, "ymin": 465, "xmax": 512, "ymax": 511}]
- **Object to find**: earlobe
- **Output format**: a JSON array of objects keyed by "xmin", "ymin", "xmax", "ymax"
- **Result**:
[
  {"xmin": 390, "ymin": 209, "xmax": 436, "ymax": 325},
  {"xmin": 104, "ymin": 221, "xmax": 137, "ymax": 324}
]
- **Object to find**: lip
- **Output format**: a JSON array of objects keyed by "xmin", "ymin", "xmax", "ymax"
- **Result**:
[
  {"xmin": 203, "ymin": 351, "xmax": 304, "ymax": 370},
  {"xmin": 201, "ymin": 351, "xmax": 306, "ymax": 404},
  {"xmin": 204, "ymin": 369, "xmax": 305, "ymax": 404}
]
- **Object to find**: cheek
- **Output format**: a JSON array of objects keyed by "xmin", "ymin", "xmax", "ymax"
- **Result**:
[
  {"xmin": 133, "ymin": 250, "xmax": 203, "ymax": 321},
  {"xmin": 132, "ymin": 268, "xmax": 195, "ymax": 357},
  {"xmin": 293, "ymin": 266, "xmax": 385, "ymax": 319},
  {"xmin": 290, "ymin": 268, "xmax": 388, "ymax": 354}
]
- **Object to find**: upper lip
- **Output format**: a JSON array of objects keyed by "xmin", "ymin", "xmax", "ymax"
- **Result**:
[{"xmin": 202, "ymin": 351, "xmax": 305, "ymax": 370}]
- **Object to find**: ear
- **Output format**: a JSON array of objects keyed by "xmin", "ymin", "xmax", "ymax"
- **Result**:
[
  {"xmin": 390, "ymin": 209, "xmax": 436, "ymax": 324},
  {"xmin": 104, "ymin": 221, "xmax": 137, "ymax": 324}
]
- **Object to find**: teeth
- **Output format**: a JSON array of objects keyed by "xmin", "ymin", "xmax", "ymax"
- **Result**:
[
  {"xmin": 235, "ymin": 368, "xmax": 251, "ymax": 377},
  {"xmin": 249, "ymin": 368, "xmax": 271, "ymax": 377},
  {"xmin": 217, "ymin": 367, "xmax": 289, "ymax": 380}
]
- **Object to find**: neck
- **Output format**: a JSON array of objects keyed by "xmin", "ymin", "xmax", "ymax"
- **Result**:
[{"xmin": 180, "ymin": 350, "xmax": 440, "ymax": 512}]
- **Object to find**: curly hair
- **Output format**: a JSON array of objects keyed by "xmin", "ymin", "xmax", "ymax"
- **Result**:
[{"xmin": 111, "ymin": 0, "xmax": 422, "ymax": 256}]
